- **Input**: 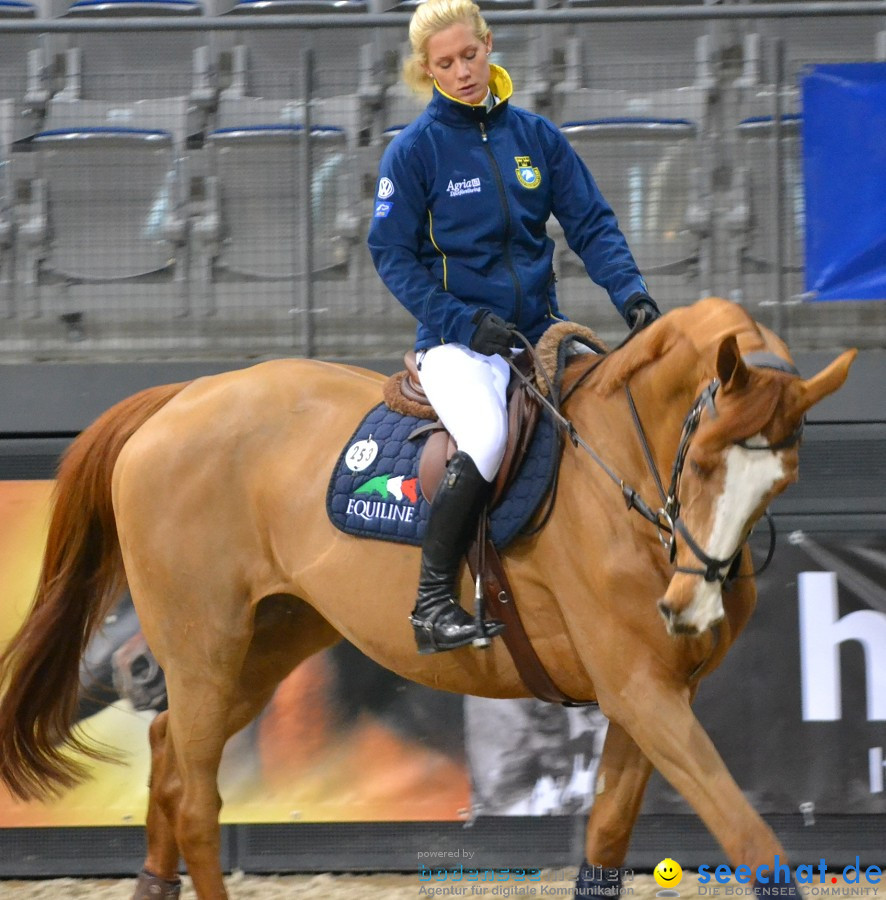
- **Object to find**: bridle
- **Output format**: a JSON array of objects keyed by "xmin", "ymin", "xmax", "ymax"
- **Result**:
[
  {"xmin": 624, "ymin": 350, "xmax": 804, "ymax": 584},
  {"xmin": 510, "ymin": 337, "xmax": 804, "ymax": 586}
]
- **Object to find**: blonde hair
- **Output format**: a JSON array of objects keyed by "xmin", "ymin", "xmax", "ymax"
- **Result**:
[{"xmin": 403, "ymin": 0, "xmax": 490, "ymax": 96}]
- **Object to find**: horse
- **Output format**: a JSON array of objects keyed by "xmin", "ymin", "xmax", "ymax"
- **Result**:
[{"xmin": 0, "ymin": 297, "xmax": 855, "ymax": 900}]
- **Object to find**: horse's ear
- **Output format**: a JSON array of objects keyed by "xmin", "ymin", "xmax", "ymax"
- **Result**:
[
  {"xmin": 798, "ymin": 348, "xmax": 857, "ymax": 412},
  {"xmin": 716, "ymin": 335, "xmax": 749, "ymax": 393}
]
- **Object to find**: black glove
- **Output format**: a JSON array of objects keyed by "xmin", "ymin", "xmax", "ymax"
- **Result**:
[
  {"xmin": 623, "ymin": 293, "xmax": 662, "ymax": 331},
  {"xmin": 469, "ymin": 309, "xmax": 514, "ymax": 357}
]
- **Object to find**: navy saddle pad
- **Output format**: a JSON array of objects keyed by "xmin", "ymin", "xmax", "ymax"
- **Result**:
[{"xmin": 326, "ymin": 402, "xmax": 559, "ymax": 549}]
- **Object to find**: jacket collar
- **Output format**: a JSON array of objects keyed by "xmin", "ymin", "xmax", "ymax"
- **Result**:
[{"xmin": 427, "ymin": 64, "xmax": 514, "ymax": 127}]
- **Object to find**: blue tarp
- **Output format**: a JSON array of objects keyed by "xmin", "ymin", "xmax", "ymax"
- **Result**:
[{"xmin": 803, "ymin": 63, "xmax": 886, "ymax": 301}]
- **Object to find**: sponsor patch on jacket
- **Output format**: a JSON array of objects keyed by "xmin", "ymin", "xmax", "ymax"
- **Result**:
[
  {"xmin": 446, "ymin": 177, "xmax": 482, "ymax": 198},
  {"xmin": 377, "ymin": 177, "xmax": 395, "ymax": 199},
  {"xmin": 374, "ymin": 201, "xmax": 393, "ymax": 218},
  {"xmin": 515, "ymin": 156, "xmax": 541, "ymax": 189}
]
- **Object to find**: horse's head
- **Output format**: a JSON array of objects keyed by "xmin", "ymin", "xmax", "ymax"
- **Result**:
[{"xmin": 657, "ymin": 335, "xmax": 856, "ymax": 636}]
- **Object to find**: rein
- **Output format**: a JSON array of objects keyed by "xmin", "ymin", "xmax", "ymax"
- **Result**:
[{"xmin": 508, "ymin": 331, "xmax": 803, "ymax": 586}]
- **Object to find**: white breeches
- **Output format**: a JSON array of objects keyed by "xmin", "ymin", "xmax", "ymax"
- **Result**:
[{"xmin": 417, "ymin": 343, "xmax": 510, "ymax": 483}]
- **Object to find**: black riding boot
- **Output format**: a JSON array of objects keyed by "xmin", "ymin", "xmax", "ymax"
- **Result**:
[{"xmin": 411, "ymin": 451, "xmax": 506, "ymax": 655}]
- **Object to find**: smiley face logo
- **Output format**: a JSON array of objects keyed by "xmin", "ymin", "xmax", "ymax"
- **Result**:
[{"xmin": 654, "ymin": 858, "xmax": 683, "ymax": 889}]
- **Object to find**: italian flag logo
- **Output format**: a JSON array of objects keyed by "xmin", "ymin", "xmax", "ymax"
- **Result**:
[{"xmin": 354, "ymin": 474, "xmax": 419, "ymax": 504}]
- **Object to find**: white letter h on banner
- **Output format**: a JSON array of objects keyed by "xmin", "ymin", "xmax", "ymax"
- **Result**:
[{"xmin": 798, "ymin": 571, "xmax": 886, "ymax": 721}]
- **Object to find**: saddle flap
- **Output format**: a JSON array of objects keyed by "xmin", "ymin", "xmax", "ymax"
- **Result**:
[
  {"xmin": 492, "ymin": 377, "xmax": 541, "ymax": 505},
  {"xmin": 418, "ymin": 429, "xmax": 457, "ymax": 503}
]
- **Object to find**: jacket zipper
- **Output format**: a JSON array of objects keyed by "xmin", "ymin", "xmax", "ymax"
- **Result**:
[{"xmin": 479, "ymin": 120, "xmax": 522, "ymax": 327}]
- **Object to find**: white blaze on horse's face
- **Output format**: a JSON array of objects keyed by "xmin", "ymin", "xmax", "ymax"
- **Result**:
[{"xmin": 671, "ymin": 438, "xmax": 787, "ymax": 635}]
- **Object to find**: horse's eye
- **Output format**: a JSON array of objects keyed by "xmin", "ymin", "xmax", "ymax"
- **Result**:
[{"xmin": 690, "ymin": 459, "xmax": 707, "ymax": 477}]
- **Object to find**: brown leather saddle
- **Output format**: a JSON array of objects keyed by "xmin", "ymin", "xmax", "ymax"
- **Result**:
[
  {"xmin": 384, "ymin": 349, "xmax": 592, "ymax": 706},
  {"xmin": 400, "ymin": 349, "xmax": 540, "ymax": 506}
]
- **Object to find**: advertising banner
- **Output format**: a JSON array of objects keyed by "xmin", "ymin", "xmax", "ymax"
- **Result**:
[
  {"xmin": 1, "ymin": 480, "xmax": 884, "ymax": 828},
  {"xmin": 803, "ymin": 63, "xmax": 886, "ymax": 301},
  {"xmin": 0, "ymin": 480, "xmax": 470, "ymax": 827}
]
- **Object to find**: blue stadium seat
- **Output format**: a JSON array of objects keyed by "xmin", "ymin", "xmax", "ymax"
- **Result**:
[
  {"xmin": 65, "ymin": 0, "xmax": 201, "ymax": 13},
  {"xmin": 733, "ymin": 111, "xmax": 804, "ymax": 306},
  {"xmin": 387, "ymin": 0, "xmax": 531, "ymax": 8},
  {"xmin": 219, "ymin": 30, "xmax": 374, "ymax": 103},
  {"xmin": 553, "ymin": 86, "xmax": 709, "ymax": 304},
  {"xmin": 0, "ymin": 98, "xmax": 14, "ymax": 317},
  {"xmin": 378, "ymin": 80, "xmax": 427, "ymax": 137},
  {"xmin": 194, "ymin": 96, "xmax": 360, "ymax": 312},
  {"xmin": 0, "ymin": 0, "xmax": 50, "ymax": 141},
  {"xmin": 19, "ymin": 97, "xmax": 191, "ymax": 318},
  {"xmin": 227, "ymin": 0, "xmax": 366, "ymax": 12},
  {"xmin": 0, "ymin": 0, "xmax": 35, "ymax": 12},
  {"xmin": 58, "ymin": 0, "xmax": 214, "ymax": 108}
]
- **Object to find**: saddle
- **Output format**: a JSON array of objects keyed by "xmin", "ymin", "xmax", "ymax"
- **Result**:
[{"xmin": 397, "ymin": 349, "xmax": 540, "ymax": 507}]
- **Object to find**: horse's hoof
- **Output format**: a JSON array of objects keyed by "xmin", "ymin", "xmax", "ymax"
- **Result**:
[
  {"xmin": 574, "ymin": 860, "xmax": 622, "ymax": 898},
  {"xmin": 132, "ymin": 868, "xmax": 182, "ymax": 899}
]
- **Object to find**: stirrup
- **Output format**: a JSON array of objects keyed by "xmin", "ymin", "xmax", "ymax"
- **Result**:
[{"xmin": 410, "ymin": 602, "xmax": 504, "ymax": 655}]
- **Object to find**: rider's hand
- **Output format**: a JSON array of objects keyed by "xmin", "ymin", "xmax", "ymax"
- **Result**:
[
  {"xmin": 469, "ymin": 310, "xmax": 514, "ymax": 357},
  {"xmin": 623, "ymin": 293, "xmax": 662, "ymax": 331}
]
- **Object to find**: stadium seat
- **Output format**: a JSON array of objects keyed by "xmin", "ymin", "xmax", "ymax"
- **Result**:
[
  {"xmin": 566, "ymin": 0, "xmax": 705, "ymax": 5},
  {"xmin": 0, "ymin": 0, "xmax": 51, "ymax": 141},
  {"xmin": 553, "ymin": 85, "xmax": 709, "ymax": 304},
  {"xmin": 733, "ymin": 111, "xmax": 804, "ymax": 303},
  {"xmin": 378, "ymin": 81, "xmax": 427, "ymax": 137},
  {"xmin": 19, "ymin": 97, "xmax": 191, "ymax": 318},
  {"xmin": 219, "ymin": 5, "xmax": 373, "ymax": 102},
  {"xmin": 227, "ymin": 0, "xmax": 366, "ymax": 12},
  {"xmin": 0, "ymin": 98, "xmax": 14, "ymax": 317},
  {"xmin": 221, "ymin": 40, "xmax": 378, "ymax": 126},
  {"xmin": 726, "ymin": 58, "xmax": 804, "ymax": 302},
  {"xmin": 57, "ymin": 0, "xmax": 214, "ymax": 109},
  {"xmin": 194, "ymin": 96, "xmax": 361, "ymax": 312},
  {"xmin": 386, "ymin": 0, "xmax": 531, "ymax": 9}
]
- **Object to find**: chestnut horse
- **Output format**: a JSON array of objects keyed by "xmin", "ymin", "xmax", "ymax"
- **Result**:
[{"xmin": 0, "ymin": 298, "xmax": 855, "ymax": 900}]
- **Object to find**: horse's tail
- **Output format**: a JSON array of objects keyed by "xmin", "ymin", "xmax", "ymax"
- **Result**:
[{"xmin": 0, "ymin": 380, "xmax": 191, "ymax": 801}]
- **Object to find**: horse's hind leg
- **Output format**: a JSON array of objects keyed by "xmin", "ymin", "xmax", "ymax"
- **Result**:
[
  {"xmin": 575, "ymin": 720, "xmax": 653, "ymax": 896},
  {"xmin": 134, "ymin": 595, "xmax": 340, "ymax": 900},
  {"xmin": 133, "ymin": 712, "xmax": 183, "ymax": 899}
]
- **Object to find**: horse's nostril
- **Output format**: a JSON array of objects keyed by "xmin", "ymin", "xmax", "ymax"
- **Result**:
[{"xmin": 658, "ymin": 601, "xmax": 674, "ymax": 623}]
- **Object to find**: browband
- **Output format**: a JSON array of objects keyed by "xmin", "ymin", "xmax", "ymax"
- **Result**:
[{"xmin": 741, "ymin": 351, "xmax": 800, "ymax": 376}]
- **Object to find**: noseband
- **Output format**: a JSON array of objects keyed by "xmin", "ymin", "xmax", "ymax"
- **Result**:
[{"xmin": 625, "ymin": 351, "xmax": 804, "ymax": 584}]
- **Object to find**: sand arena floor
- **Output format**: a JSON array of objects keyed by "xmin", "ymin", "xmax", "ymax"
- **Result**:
[{"xmin": 0, "ymin": 870, "xmax": 826, "ymax": 900}]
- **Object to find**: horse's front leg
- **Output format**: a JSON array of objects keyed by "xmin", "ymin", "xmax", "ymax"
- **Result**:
[
  {"xmin": 605, "ymin": 674, "xmax": 789, "ymax": 884},
  {"xmin": 574, "ymin": 719, "xmax": 653, "ymax": 898}
]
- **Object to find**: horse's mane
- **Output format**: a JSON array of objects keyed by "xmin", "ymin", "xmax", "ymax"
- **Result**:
[{"xmin": 579, "ymin": 298, "xmax": 768, "ymax": 398}]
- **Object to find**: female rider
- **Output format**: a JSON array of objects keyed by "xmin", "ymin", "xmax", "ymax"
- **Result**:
[{"xmin": 368, "ymin": 0, "xmax": 660, "ymax": 655}]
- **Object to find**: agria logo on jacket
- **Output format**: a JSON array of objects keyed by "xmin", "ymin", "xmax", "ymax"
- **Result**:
[
  {"xmin": 515, "ymin": 155, "xmax": 541, "ymax": 189},
  {"xmin": 447, "ymin": 177, "xmax": 482, "ymax": 198}
]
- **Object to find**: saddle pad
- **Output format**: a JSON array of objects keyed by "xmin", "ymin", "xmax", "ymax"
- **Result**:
[{"xmin": 326, "ymin": 402, "xmax": 559, "ymax": 549}]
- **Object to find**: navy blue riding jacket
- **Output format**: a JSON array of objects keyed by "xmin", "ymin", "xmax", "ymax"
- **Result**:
[{"xmin": 367, "ymin": 65, "xmax": 648, "ymax": 351}]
